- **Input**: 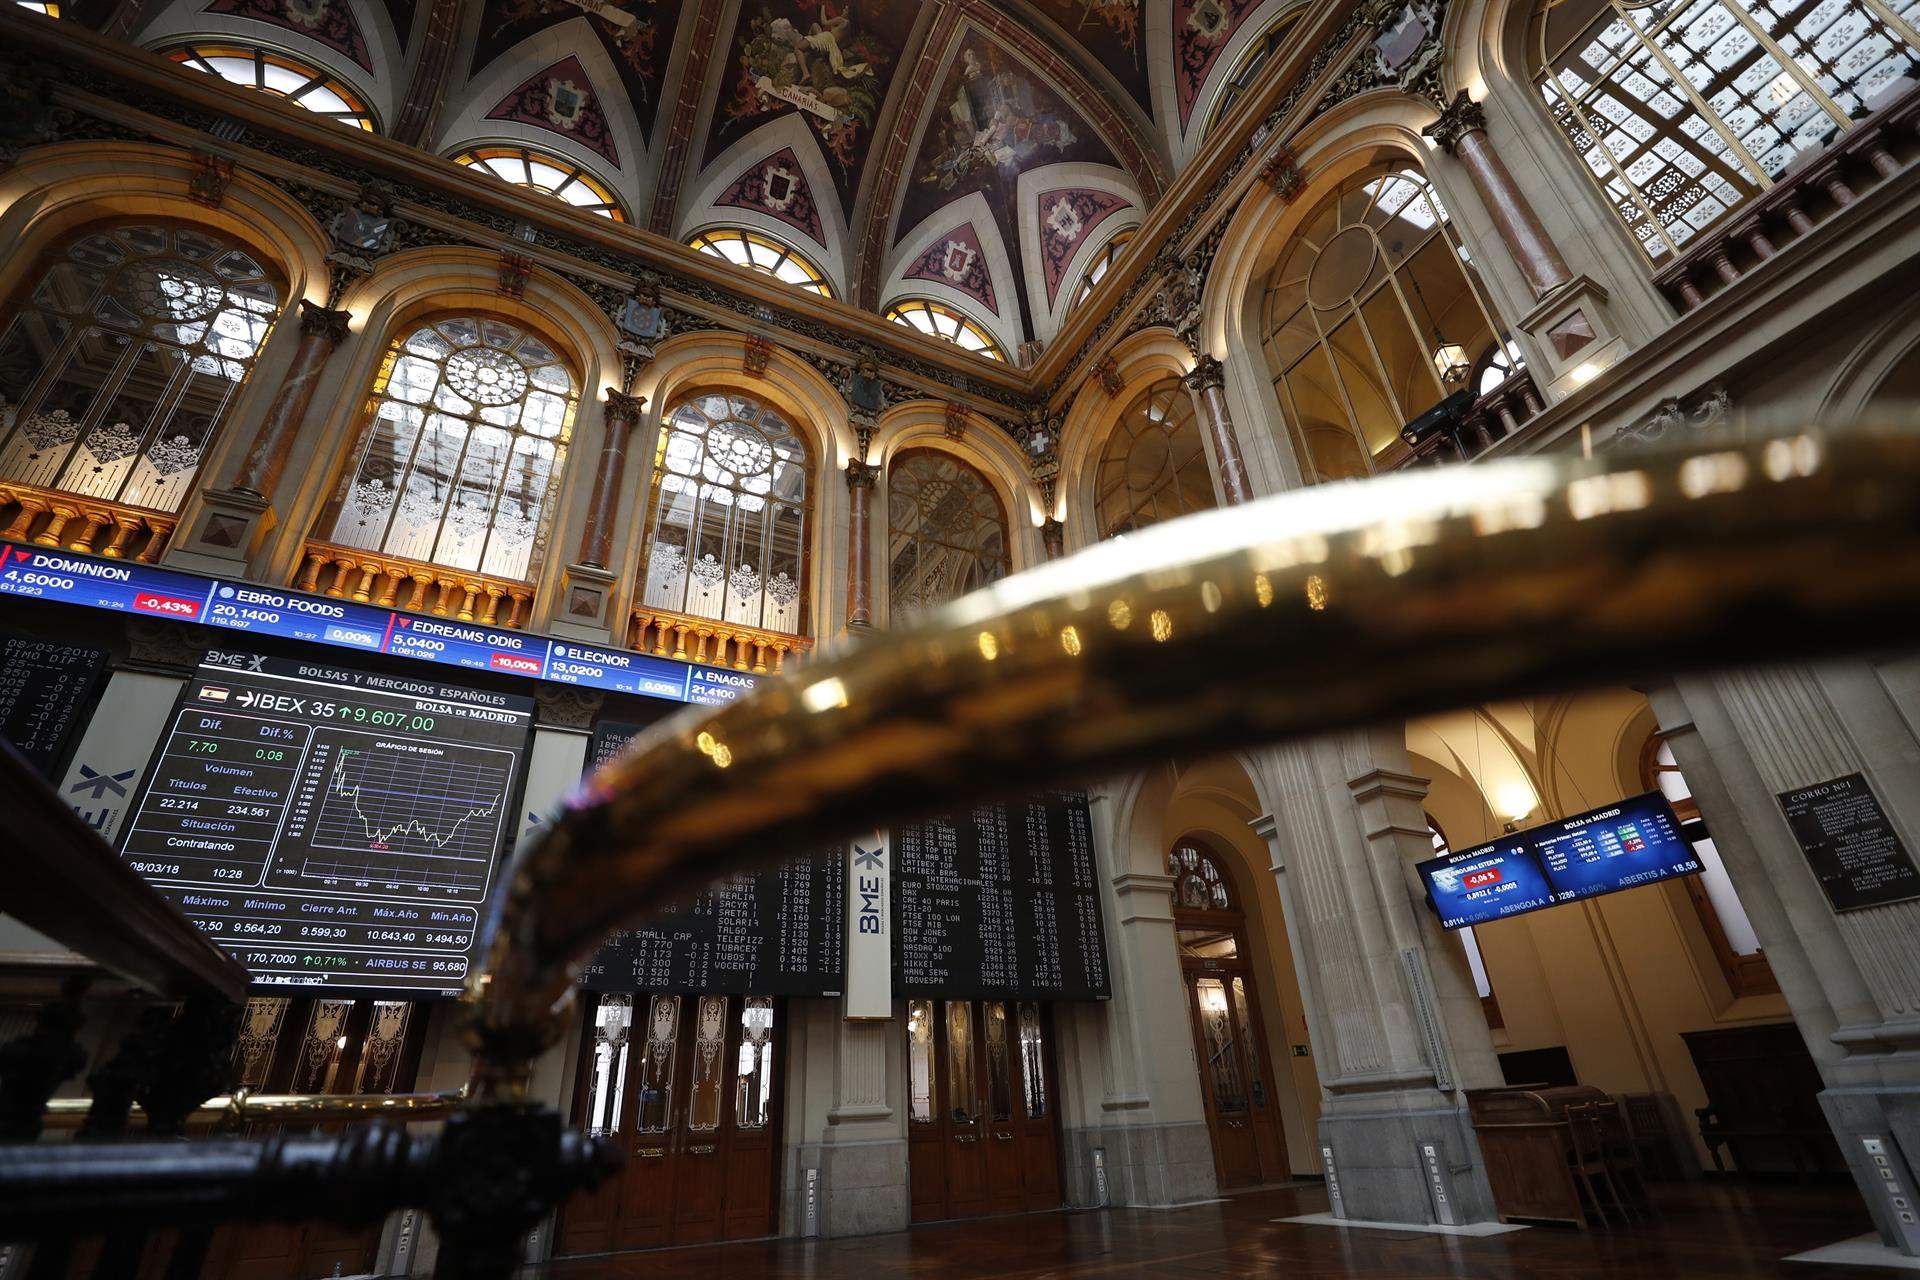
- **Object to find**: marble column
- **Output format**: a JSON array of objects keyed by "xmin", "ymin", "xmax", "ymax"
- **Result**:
[
  {"xmin": 1247, "ymin": 727, "xmax": 1502, "ymax": 1224},
  {"xmin": 575, "ymin": 389, "xmax": 645, "ymax": 570},
  {"xmin": 231, "ymin": 299, "xmax": 352, "ymax": 497},
  {"xmin": 1423, "ymin": 91, "xmax": 1573, "ymax": 299},
  {"xmin": 845, "ymin": 460, "xmax": 878, "ymax": 629},
  {"xmin": 1181, "ymin": 355, "xmax": 1253, "ymax": 506},
  {"xmin": 1041, "ymin": 518, "xmax": 1066, "ymax": 560}
]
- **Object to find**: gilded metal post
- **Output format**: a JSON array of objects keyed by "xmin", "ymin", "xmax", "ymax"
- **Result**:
[{"xmin": 464, "ymin": 430, "xmax": 1920, "ymax": 1096}]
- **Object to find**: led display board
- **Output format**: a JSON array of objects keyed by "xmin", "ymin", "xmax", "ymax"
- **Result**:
[
  {"xmin": 1417, "ymin": 791, "xmax": 1702, "ymax": 930},
  {"xmin": 117, "ymin": 649, "xmax": 535, "ymax": 995}
]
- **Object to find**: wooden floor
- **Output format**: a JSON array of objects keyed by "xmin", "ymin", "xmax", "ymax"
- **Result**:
[{"xmin": 540, "ymin": 1181, "xmax": 1897, "ymax": 1279}]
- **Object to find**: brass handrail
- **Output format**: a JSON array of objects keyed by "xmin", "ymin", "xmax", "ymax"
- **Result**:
[
  {"xmin": 39, "ymin": 1088, "xmax": 467, "ymax": 1130},
  {"xmin": 462, "ymin": 428, "xmax": 1920, "ymax": 1096}
]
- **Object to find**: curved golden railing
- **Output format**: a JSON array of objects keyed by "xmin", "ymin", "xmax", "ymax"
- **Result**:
[{"xmin": 463, "ymin": 429, "xmax": 1920, "ymax": 1097}]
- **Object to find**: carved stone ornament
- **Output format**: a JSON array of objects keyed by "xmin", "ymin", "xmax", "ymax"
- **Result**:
[
  {"xmin": 1618, "ymin": 382, "xmax": 1732, "ymax": 448},
  {"xmin": 1153, "ymin": 261, "xmax": 1206, "ymax": 352},
  {"xmin": 0, "ymin": 65, "xmax": 75, "ymax": 168},
  {"xmin": 325, "ymin": 180, "xmax": 398, "ymax": 289},
  {"xmin": 844, "ymin": 457, "xmax": 879, "ymax": 489},
  {"xmin": 603, "ymin": 387, "xmax": 646, "ymax": 425},
  {"xmin": 499, "ymin": 248, "xmax": 534, "ymax": 299},
  {"xmin": 298, "ymin": 298, "xmax": 353, "ymax": 344},
  {"xmin": 187, "ymin": 150, "xmax": 236, "ymax": 208},
  {"xmin": 743, "ymin": 333, "xmax": 774, "ymax": 377},
  {"xmin": 534, "ymin": 683, "xmax": 603, "ymax": 729},
  {"xmin": 1182, "ymin": 353, "xmax": 1226, "ymax": 393},
  {"xmin": 1421, "ymin": 89, "xmax": 1488, "ymax": 157},
  {"xmin": 846, "ymin": 349, "xmax": 885, "ymax": 420},
  {"xmin": 615, "ymin": 279, "xmax": 665, "ymax": 359},
  {"xmin": 943, "ymin": 402, "xmax": 969, "ymax": 441},
  {"xmin": 1094, "ymin": 357, "xmax": 1122, "ymax": 396},
  {"xmin": 1260, "ymin": 146, "xmax": 1305, "ymax": 202}
]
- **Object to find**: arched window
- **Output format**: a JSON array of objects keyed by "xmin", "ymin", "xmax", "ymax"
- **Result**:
[
  {"xmin": 883, "ymin": 299, "xmax": 1005, "ymax": 361},
  {"xmin": 1642, "ymin": 735, "xmax": 1778, "ymax": 997},
  {"xmin": 452, "ymin": 146, "xmax": 626, "ymax": 220},
  {"xmin": 886, "ymin": 449, "xmax": 1009, "ymax": 618},
  {"xmin": 1094, "ymin": 376, "xmax": 1214, "ymax": 538},
  {"xmin": 1474, "ymin": 334, "xmax": 1528, "ymax": 397},
  {"xmin": 1261, "ymin": 164, "xmax": 1502, "ymax": 480},
  {"xmin": 688, "ymin": 228, "xmax": 834, "ymax": 297},
  {"xmin": 1168, "ymin": 843, "xmax": 1235, "ymax": 913},
  {"xmin": 1071, "ymin": 229, "xmax": 1135, "ymax": 312},
  {"xmin": 319, "ymin": 315, "xmax": 577, "ymax": 584},
  {"xmin": 640, "ymin": 393, "xmax": 811, "ymax": 637},
  {"xmin": 18, "ymin": 1, "xmax": 60, "ymax": 14},
  {"xmin": 1534, "ymin": 0, "xmax": 1920, "ymax": 261},
  {"xmin": 165, "ymin": 43, "xmax": 376, "ymax": 130},
  {"xmin": 1428, "ymin": 817, "xmax": 1503, "ymax": 1029},
  {"xmin": 0, "ymin": 222, "xmax": 282, "ymax": 538},
  {"xmin": 1204, "ymin": 11, "xmax": 1305, "ymax": 136}
]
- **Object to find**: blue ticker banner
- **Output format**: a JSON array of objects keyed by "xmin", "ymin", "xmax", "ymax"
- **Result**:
[{"xmin": 0, "ymin": 540, "xmax": 758, "ymax": 708}]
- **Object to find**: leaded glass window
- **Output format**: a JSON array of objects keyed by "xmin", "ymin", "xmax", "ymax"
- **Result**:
[
  {"xmin": 883, "ymin": 298, "xmax": 1006, "ymax": 360},
  {"xmin": 0, "ymin": 223, "xmax": 281, "ymax": 514},
  {"xmin": 453, "ymin": 146, "xmax": 626, "ymax": 220},
  {"xmin": 640, "ymin": 393, "xmax": 810, "ymax": 635},
  {"xmin": 165, "ymin": 43, "xmax": 377, "ymax": 130},
  {"xmin": 320, "ymin": 316, "xmax": 576, "ymax": 582},
  {"xmin": 689, "ymin": 228, "xmax": 833, "ymax": 296},
  {"xmin": 1094, "ymin": 376, "xmax": 1214, "ymax": 539},
  {"xmin": 734, "ymin": 997, "xmax": 776, "ymax": 1129},
  {"xmin": 1260, "ymin": 165, "xmax": 1501, "ymax": 479},
  {"xmin": 886, "ymin": 449, "xmax": 1009, "ymax": 618},
  {"xmin": 1534, "ymin": 0, "xmax": 1920, "ymax": 259}
]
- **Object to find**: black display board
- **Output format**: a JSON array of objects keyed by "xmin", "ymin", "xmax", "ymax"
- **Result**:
[
  {"xmin": 1779, "ymin": 773, "xmax": 1920, "ymax": 912},
  {"xmin": 579, "ymin": 720, "xmax": 846, "ymax": 996},
  {"xmin": 893, "ymin": 791, "xmax": 1110, "ymax": 1001},
  {"xmin": 0, "ymin": 631, "xmax": 106, "ymax": 778},
  {"xmin": 118, "ymin": 649, "xmax": 535, "ymax": 996}
]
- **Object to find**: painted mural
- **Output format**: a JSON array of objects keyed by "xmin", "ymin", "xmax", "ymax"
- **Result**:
[
  {"xmin": 485, "ymin": 55, "xmax": 621, "ymax": 166},
  {"xmin": 897, "ymin": 35, "xmax": 1119, "ymax": 338},
  {"xmin": 706, "ymin": 0, "xmax": 912, "ymax": 216},
  {"xmin": 1173, "ymin": 0, "xmax": 1267, "ymax": 128},
  {"xmin": 204, "ymin": 0, "xmax": 373, "ymax": 70},
  {"xmin": 1025, "ymin": 0, "xmax": 1148, "ymax": 113},
  {"xmin": 903, "ymin": 222, "xmax": 998, "ymax": 314},
  {"xmin": 469, "ymin": 0, "xmax": 683, "ymax": 140},
  {"xmin": 716, "ymin": 147, "xmax": 827, "ymax": 245},
  {"xmin": 1037, "ymin": 187, "xmax": 1128, "ymax": 306}
]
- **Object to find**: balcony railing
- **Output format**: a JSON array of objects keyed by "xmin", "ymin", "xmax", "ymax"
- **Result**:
[
  {"xmin": 294, "ymin": 540, "xmax": 536, "ymax": 628},
  {"xmin": 0, "ymin": 481, "xmax": 177, "ymax": 561},
  {"xmin": 628, "ymin": 606, "xmax": 811, "ymax": 674},
  {"xmin": 1657, "ymin": 85, "xmax": 1920, "ymax": 314},
  {"xmin": 1397, "ymin": 368, "xmax": 1546, "ymax": 468}
]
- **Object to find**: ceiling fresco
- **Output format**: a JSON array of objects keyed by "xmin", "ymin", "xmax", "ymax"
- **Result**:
[
  {"xmin": 204, "ymin": 0, "xmax": 375, "ymax": 70},
  {"xmin": 702, "ymin": 0, "xmax": 917, "ymax": 215},
  {"xmin": 1173, "ymin": 0, "xmax": 1269, "ymax": 128},
  {"xmin": 896, "ymin": 33, "xmax": 1122, "ymax": 336},
  {"xmin": 1024, "ymin": 0, "xmax": 1149, "ymax": 114},
  {"xmin": 468, "ymin": 0, "xmax": 684, "ymax": 141},
  {"xmin": 485, "ymin": 54, "xmax": 622, "ymax": 164},
  {"xmin": 714, "ymin": 146, "xmax": 828, "ymax": 245}
]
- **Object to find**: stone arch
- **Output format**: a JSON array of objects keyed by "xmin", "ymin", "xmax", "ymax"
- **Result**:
[
  {"xmin": 1816, "ymin": 287, "xmax": 1920, "ymax": 424},
  {"xmin": 266, "ymin": 245, "xmax": 623, "ymax": 625},
  {"xmin": 630, "ymin": 333, "xmax": 856, "ymax": 641},
  {"xmin": 1057, "ymin": 327, "xmax": 1196, "ymax": 550}
]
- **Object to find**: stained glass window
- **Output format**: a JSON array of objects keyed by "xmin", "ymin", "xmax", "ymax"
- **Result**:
[
  {"xmin": 1094, "ymin": 376, "xmax": 1215, "ymax": 538},
  {"xmin": 165, "ymin": 43, "xmax": 376, "ymax": 130},
  {"xmin": 883, "ymin": 298, "xmax": 1005, "ymax": 360},
  {"xmin": 689, "ymin": 228, "xmax": 833, "ymax": 296},
  {"xmin": 640, "ymin": 393, "xmax": 810, "ymax": 635},
  {"xmin": 1071, "ymin": 229, "xmax": 1135, "ymax": 312},
  {"xmin": 886, "ymin": 449, "xmax": 1009, "ymax": 618},
  {"xmin": 1533, "ymin": 0, "xmax": 1920, "ymax": 259},
  {"xmin": 1167, "ymin": 844, "xmax": 1234, "ymax": 911},
  {"xmin": 321, "ymin": 315, "xmax": 577, "ymax": 582},
  {"xmin": 0, "ymin": 222, "xmax": 281, "ymax": 514},
  {"xmin": 1261, "ymin": 165, "xmax": 1501, "ymax": 479},
  {"xmin": 452, "ymin": 146, "xmax": 626, "ymax": 220}
]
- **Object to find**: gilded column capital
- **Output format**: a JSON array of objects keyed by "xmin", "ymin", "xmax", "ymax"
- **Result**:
[
  {"xmin": 1181, "ymin": 353, "xmax": 1226, "ymax": 393},
  {"xmin": 603, "ymin": 388, "xmax": 647, "ymax": 425},
  {"xmin": 1421, "ymin": 90, "xmax": 1488, "ymax": 157},
  {"xmin": 845, "ymin": 459, "xmax": 880, "ymax": 490},
  {"xmin": 297, "ymin": 299, "xmax": 353, "ymax": 345}
]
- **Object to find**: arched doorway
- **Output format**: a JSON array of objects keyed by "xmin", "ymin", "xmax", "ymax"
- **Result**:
[{"xmin": 1168, "ymin": 840, "xmax": 1287, "ymax": 1189}]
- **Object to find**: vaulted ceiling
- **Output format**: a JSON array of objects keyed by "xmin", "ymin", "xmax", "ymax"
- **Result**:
[{"xmin": 121, "ymin": 0, "xmax": 1307, "ymax": 357}]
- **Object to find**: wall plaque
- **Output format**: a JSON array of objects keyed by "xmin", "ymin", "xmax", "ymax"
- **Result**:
[{"xmin": 1778, "ymin": 773, "xmax": 1920, "ymax": 912}]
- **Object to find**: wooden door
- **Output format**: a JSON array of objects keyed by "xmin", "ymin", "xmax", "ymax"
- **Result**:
[
  {"xmin": 1187, "ymin": 974, "xmax": 1261, "ymax": 1188},
  {"xmin": 908, "ymin": 999, "xmax": 1062, "ymax": 1222},
  {"xmin": 559, "ymin": 992, "xmax": 783, "ymax": 1256}
]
